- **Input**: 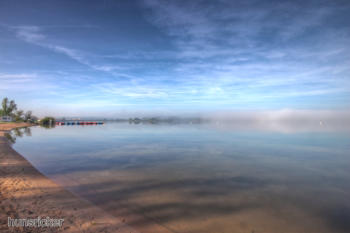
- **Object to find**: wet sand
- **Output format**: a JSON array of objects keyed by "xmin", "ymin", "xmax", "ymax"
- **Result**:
[{"xmin": 0, "ymin": 123, "xmax": 139, "ymax": 233}]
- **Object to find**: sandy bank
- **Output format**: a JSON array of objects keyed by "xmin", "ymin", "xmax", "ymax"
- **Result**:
[
  {"xmin": 0, "ymin": 123, "xmax": 139, "ymax": 233},
  {"xmin": 0, "ymin": 123, "xmax": 33, "ymax": 136}
]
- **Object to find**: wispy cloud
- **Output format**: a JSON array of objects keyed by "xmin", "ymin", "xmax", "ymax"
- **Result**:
[
  {"xmin": 13, "ymin": 26, "xmax": 45, "ymax": 42},
  {"xmin": 0, "ymin": 73, "xmax": 39, "ymax": 89},
  {"xmin": 0, "ymin": 73, "xmax": 37, "ymax": 79},
  {"xmin": 95, "ymin": 83, "xmax": 168, "ymax": 98},
  {"xmin": 10, "ymin": 25, "xmax": 127, "ymax": 76},
  {"xmin": 0, "ymin": 1, "xmax": 349, "ymax": 115},
  {"xmin": 140, "ymin": 0, "xmax": 350, "ymax": 106}
]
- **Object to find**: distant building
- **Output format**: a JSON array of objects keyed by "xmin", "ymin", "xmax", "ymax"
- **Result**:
[{"xmin": 0, "ymin": 115, "xmax": 13, "ymax": 122}]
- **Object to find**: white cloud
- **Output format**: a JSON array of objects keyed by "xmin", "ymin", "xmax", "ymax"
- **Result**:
[
  {"xmin": 2, "ymin": 1, "xmax": 349, "ymax": 114},
  {"xmin": 96, "ymin": 83, "xmax": 168, "ymax": 98},
  {"xmin": 14, "ymin": 26, "xmax": 46, "ymax": 42},
  {"xmin": 11, "ymin": 25, "xmax": 126, "ymax": 75},
  {"xmin": 0, "ymin": 73, "xmax": 38, "ymax": 79}
]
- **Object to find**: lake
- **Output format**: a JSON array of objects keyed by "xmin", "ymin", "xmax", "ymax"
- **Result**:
[{"xmin": 11, "ymin": 122, "xmax": 350, "ymax": 233}]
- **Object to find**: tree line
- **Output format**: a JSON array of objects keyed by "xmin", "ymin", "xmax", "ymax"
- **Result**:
[{"xmin": 0, "ymin": 97, "xmax": 38, "ymax": 123}]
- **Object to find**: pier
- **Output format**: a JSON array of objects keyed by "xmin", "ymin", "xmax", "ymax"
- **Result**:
[{"xmin": 56, "ymin": 121, "xmax": 104, "ymax": 126}]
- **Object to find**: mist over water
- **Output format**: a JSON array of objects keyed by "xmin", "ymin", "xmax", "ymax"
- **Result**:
[
  {"xmin": 12, "ymin": 117, "xmax": 350, "ymax": 233},
  {"xmin": 207, "ymin": 109, "xmax": 350, "ymax": 133}
]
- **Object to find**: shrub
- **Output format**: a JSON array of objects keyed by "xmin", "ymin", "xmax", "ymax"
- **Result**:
[{"xmin": 40, "ymin": 117, "xmax": 56, "ymax": 126}]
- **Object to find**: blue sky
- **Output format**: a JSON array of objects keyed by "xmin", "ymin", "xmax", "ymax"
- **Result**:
[{"xmin": 0, "ymin": 0, "xmax": 349, "ymax": 117}]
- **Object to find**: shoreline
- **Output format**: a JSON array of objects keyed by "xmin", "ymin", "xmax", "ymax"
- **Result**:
[{"xmin": 0, "ymin": 123, "xmax": 139, "ymax": 233}]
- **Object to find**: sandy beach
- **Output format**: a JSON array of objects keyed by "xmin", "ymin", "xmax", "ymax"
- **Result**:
[{"xmin": 0, "ymin": 123, "xmax": 139, "ymax": 233}]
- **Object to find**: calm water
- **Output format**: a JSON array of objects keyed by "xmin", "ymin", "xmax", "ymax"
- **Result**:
[{"xmin": 12, "ymin": 123, "xmax": 350, "ymax": 233}]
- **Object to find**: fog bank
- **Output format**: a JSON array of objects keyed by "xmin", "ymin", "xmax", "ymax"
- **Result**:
[{"xmin": 207, "ymin": 109, "xmax": 350, "ymax": 133}]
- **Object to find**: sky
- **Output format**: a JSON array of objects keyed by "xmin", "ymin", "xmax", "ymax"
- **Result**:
[{"xmin": 0, "ymin": 0, "xmax": 349, "ymax": 117}]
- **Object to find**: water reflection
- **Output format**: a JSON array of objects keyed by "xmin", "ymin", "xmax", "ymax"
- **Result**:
[
  {"xmin": 5, "ymin": 127, "xmax": 32, "ymax": 144},
  {"xmin": 24, "ymin": 127, "xmax": 32, "ymax": 136},
  {"xmin": 12, "ymin": 123, "xmax": 350, "ymax": 233},
  {"xmin": 40, "ymin": 124, "xmax": 56, "ymax": 129},
  {"xmin": 4, "ymin": 132, "xmax": 16, "ymax": 144}
]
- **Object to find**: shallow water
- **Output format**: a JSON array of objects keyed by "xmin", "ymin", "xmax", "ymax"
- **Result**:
[{"xmin": 12, "ymin": 122, "xmax": 350, "ymax": 233}]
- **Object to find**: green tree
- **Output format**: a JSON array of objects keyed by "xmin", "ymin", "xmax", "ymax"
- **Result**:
[
  {"xmin": 1, "ymin": 97, "xmax": 17, "ymax": 116},
  {"xmin": 1, "ymin": 97, "xmax": 37, "ymax": 123},
  {"xmin": 24, "ymin": 111, "xmax": 32, "ymax": 122},
  {"xmin": 14, "ymin": 110, "xmax": 24, "ymax": 122},
  {"xmin": 40, "ymin": 117, "xmax": 56, "ymax": 127},
  {"xmin": 1, "ymin": 97, "xmax": 9, "ymax": 116},
  {"xmin": 30, "ymin": 115, "xmax": 38, "ymax": 123}
]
